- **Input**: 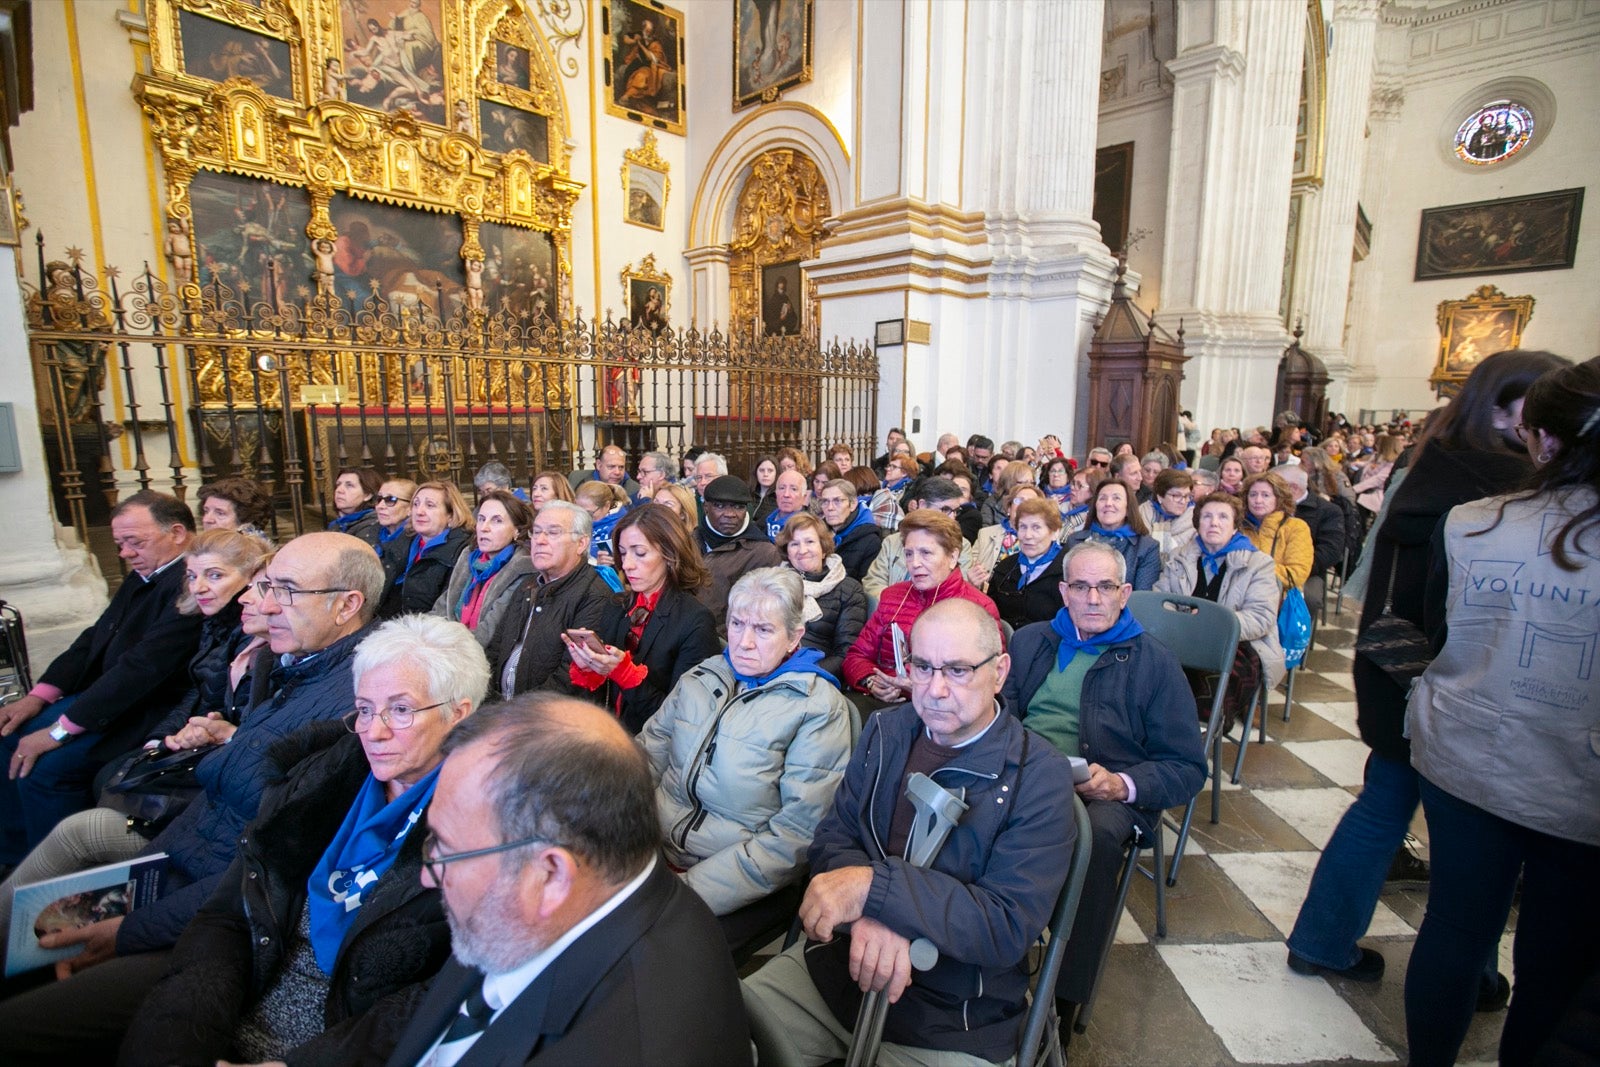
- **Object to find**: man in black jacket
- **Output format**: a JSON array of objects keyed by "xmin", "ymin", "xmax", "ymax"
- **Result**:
[
  {"xmin": 696, "ymin": 475, "xmax": 780, "ymax": 629},
  {"xmin": 0, "ymin": 491, "xmax": 202, "ymax": 863},
  {"xmin": 1281, "ymin": 464, "xmax": 1346, "ymax": 583},
  {"xmin": 485, "ymin": 500, "xmax": 618, "ymax": 699},
  {"xmin": 383, "ymin": 695, "xmax": 751, "ymax": 1066}
]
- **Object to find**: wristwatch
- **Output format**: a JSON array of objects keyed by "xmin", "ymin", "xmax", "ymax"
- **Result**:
[{"xmin": 48, "ymin": 720, "xmax": 73, "ymax": 743}]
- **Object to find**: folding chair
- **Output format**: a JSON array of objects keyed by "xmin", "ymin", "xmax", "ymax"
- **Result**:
[
  {"xmin": 1125, "ymin": 591, "xmax": 1241, "ymax": 887},
  {"xmin": 1015, "ymin": 793, "xmax": 1095, "ymax": 1067},
  {"xmin": 1066, "ymin": 818, "xmax": 1166, "ymax": 1041}
]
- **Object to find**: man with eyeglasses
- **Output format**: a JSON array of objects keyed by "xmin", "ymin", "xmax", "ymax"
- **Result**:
[
  {"xmin": 633, "ymin": 450, "xmax": 671, "ymax": 501},
  {"xmin": 0, "ymin": 491, "xmax": 202, "ymax": 863},
  {"xmin": 384, "ymin": 694, "xmax": 751, "ymax": 1066},
  {"xmin": 483, "ymin": 500, "xmax": 616, "ymax": 700},
  {"xmin": 0, "ymin": 531, "xmax": 384, "ymax": 1057},
  {"xmin": 745, "ymin": 599, "xmax": 1076, "ymax": 1065},
  {"xmin": 1001, "ymin": 541, "xmax": 1205, "ymax": 1035},
  {"xmin": 860, "ymin": 478, "xmax": 974, "ymax": 610}
]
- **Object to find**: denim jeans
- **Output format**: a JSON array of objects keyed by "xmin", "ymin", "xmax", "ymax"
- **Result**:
[
  {"xmin": 0, "ymin": 696, "xmax": 104, "ymax": 866},
  {"xmin": 1287, "ymin": 750, "xmax": 1417, "ymax": 969},
  {"xmin": 1406, "ymin": 777, "xmax": 1600, "ymax": 1067}
]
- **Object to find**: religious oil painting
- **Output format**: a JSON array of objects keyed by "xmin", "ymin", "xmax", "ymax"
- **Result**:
[
  {"xmin": 339, "ymin": 0, "xmax": 447, "ymax": 126},
  {"xmin": 623, "ymin": 163, "xmax": 666, "ymax": 230},
  {"xmin": 188, "ymin": 170, "xmax": 312, "ymax": 306},
  {"xmin": 179, "ymin": 10, "xmax": 294, "ymax": 101},
  {"xmin": 478, "ymin": 100, "xmax": 551, "ymax": 164},
  {"xmin": 495, "ymin": 41, "xmax": 532, "ymax": 91},
  {"xmin": 1433, "ymin": 285, "xmax": 1534, "ymax": 392},
  {"xmin": 760, "ymin": 260, "xmax": 802, "ymax": 337},
  {"xmin": 477, "ymin": 222, "xmax": 558, "ymax": 321},
  {"xmin": 1415, "ymin": 188, "xmax": 1583, "ymax": 281},
  {"xmin": 733, "ymin": 0, "xmax": 813, "ymax": 111},
  {"xmin": 327, "ymin": 193, "xmax": 464, "ymax": 316},
  {"xmin": 628, "ymin": 278, "xmax": 669, "ymax": 334},
  {"xmin": 603, "ymin": 0, "xmax": 686, "ymax": 135}
]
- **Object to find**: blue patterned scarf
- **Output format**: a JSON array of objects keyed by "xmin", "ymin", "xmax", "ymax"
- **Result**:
[
  {"xmin": 1049, "ymin": 606, "xmax": 1144, "ymax": 670},
  {"xmin": 1016, "ymin": 542, "xmax": 1062, "ymax": 588},
  {"xmin": 329, "ymin": 508, "xmax": 374, "ymax": 534},
  {"xmin": 1200, "ymin": 532, "xmax": 1257, "ymax": 578},
  {"xmin": 457, "ymin": 543, "xmax": 519, "ymax": 614}
]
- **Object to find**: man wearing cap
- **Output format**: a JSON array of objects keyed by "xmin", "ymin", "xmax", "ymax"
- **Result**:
[{"xmin": 696, "ymin": 475, "xmax": 781, "ymax": 630}]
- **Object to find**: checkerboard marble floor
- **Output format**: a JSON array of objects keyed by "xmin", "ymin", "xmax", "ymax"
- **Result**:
[{"xmin": 745, "ymin": 599, "xmax": 1518, "ymax": 1066}]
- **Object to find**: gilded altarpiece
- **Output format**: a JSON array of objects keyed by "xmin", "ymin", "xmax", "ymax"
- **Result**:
[
  {"xmin": 135, "ymin": 0, "xmax": 584, "ymax": 425},
  {"xmin": 727, "ymin": 148, "xmax": 829, "ymax": 420}
]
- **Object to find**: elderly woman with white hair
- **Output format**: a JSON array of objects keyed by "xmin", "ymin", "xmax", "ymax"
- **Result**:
[
  {"xmin": 120, "ymin": 615, "xmax": 491, "ymax": 1067},
  {"xmin": 638, "ymin": 567, "xmax": 855, "ymax": 963}
]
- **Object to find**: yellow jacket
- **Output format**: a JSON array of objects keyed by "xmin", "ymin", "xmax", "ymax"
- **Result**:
[{"xmin": 1243, "ymin": 511, "xmax": 1313, "ymax": 590}]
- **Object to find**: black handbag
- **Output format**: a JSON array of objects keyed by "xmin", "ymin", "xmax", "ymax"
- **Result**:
[
  {"xmin": 99, "ymin": 744, "xmax": 213, "ymax": 838},
  {"xmin": 1353, "ymin": 545, "xmax": 1432, "ymax": 687}
]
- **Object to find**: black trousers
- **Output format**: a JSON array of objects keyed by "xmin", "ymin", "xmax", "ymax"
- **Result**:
[
  {"xmin": 1054, "ymin": 799, "xmax": 1138, "ymax": 1004},
  {"xmin": 0, "ymin": 948, "xmax": 172, "ymax": 1064}
]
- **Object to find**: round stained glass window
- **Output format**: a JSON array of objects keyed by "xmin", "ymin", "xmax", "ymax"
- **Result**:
[{"xmin": 1454, "ymin": 101, "xmax": 1534, "ymax": 165}]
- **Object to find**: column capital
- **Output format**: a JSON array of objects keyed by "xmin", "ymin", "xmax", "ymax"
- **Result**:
[
  {"xmin": 683, "ymin": 245, "xmax": 732, "ymax": 268},
  {"xmin": 1333, "ymin": 0, "xmax": 1382, "ymax": 21},
  {"xmin": 1165, "ymin": 45, "xmax": 1247, "ymax": 84}
]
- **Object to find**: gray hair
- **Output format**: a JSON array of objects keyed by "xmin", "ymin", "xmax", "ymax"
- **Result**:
[
  {"xmin": 326, "ymin": 534, "xmax": 387, "ymax": 623},
  {"xmin": 1063, "ymin": 540, "xmax": 1128, "ymax": 585},
  {"xmin": 535, "ymin": 498, "xmax": 592, "ymax": 541},
  {"xmin": 915, "ymin": 477, "xmax": 963, "ymax": 506},
  {"xmin": 640, "ymin": 450, "xmax": 669, "ymax": 473},
  {"xmin": 1190, "ymin": 468, "xmax": 1220, "ymax": 490},
  {"xmin": 442, "ymin": 694, "xmax": 660, "ymax": 884},
  {"xmin": 1087, "ymin": 447, "xmax": 1113, "ymax": 462},
  {"xmin": 474, "ymin": 461, "xmax": 513, "ymax": 492},
  {"xmin": 727, "ymin": 566, "xmax": 805, "ymax": 638},
  {"xmin": 353, "ymin": 614, "xmax": 490, "ymax": 719},
  {"xmin": 1141, "ymin": 450, "xmax": 1170, "ymax": 469},
  {"xmin": 1000, "ymin": 440, "xmax": 1023, "ymax": 459},
  {"xmin": 696, "ymin": 452, "xmax": 729, "ymax": 476},
  {"xmin": 1275, "ymin": 464, "xmax": 1309, "ymax": 491}
]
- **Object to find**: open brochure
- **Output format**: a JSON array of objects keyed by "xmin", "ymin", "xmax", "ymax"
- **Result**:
[{"xmin": 6, "ymin": 852, "xmax": 167, "ymax": 977}]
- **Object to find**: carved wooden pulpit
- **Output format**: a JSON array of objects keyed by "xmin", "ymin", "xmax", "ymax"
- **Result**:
[
  {"xmin": 1274, "ymin": 321, "xmax": 1330, "ymax": 434},
  {"xmin": 1085, "ymin": 258, "xmax": 1187, "ymax": 456}
]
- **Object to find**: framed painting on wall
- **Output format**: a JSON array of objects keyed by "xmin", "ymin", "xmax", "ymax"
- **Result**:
[
  {"xmin": 477, "ymin": 221, "xmax": 558, "ymax": 320},
  {"xmin": 339, "ymin": 0, "xmax": 447, "ymax": 126},
  {"xmin": 327, "ymin": 193, "xmax": 464, "ymax": 316},
  {"xmin": 733, "ymin": 0, "xmax": 813, "ymax": 111},
  {"xmin": 1431, "ymin": 284, "xmax": 1534, "ymax": 394},
  {"xmin": 622, "ymin": 254, "xmax": 671, "ymax": 333},
  {"xmin": 178, "ymin": 9, "xmax": 295, "ymax": 101},
  {"xmin": 188, "ymin": 170, "xmax": 312, "ymax": 305},
  {"xmin": 621, "ymin": 131, "xmax": 669, "ymax": 230},
  {"xmin": 759, "ymin": 260, "xmax": 802, "ymax": 337},
  {"xmin": 1414, "ymin": 188, "xmax": 1583, "ymax": 280},
  {"xmin": 478, "ymin": 100, "xmax": 551, "ymax": 163},
  {"xmin": 603, "ymin": 0, "xmax": 686, "ymax": 135},
  {"xmin": 494, "ymin": 41, "xmax": 532, "ymax": 91},
  {"xmin": 1092, "ymin": 142, "xmax": 1134, "ymax": 255}
]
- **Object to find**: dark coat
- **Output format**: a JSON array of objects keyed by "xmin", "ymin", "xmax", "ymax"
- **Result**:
[
  {"xmin": 805, "ymin": 703, "xmax": 1076, "ymax": 1062},
  {"xmin": 329, "ymin": 511, "xmax": 382, "ymax": 548},
  {"xmin": 117, "ymin": 626, "xmax": 367, "ymax": 955},
  {"xmin": 1355, "ymin": 443, "xmax": 1531, "ymax": 762},
  {"xmin": 120, "ymin": 725, "xmax": 448, "ymax": 1067},
  {"xmin": 1002, "ymin": 625, "xmax": 1207, "ymax": 827},
  {"xmin": 140, "ymin": 600, "xmax": 247, "ymax": 743},
  {"xmin": 794, "ymin": 567, "xmax": 867, "ymax": 681},
  {"xmin": 987, "ymin": 550, "xmax": 1066, "ymax": 631},
  {"xmin": 833, "ymin": 519, "xmax": 883, "ymax": 581},
  {"xmin": 483, "ymin": 565, "xmax": 621, "ymax": 699},
  {"xmin": 1295, "ymin": 492, "xmax": 1347, "ymax": 577},
  {"xmin": 592, "ymin": 586, "xmax": 722, "ymax": 734},
  {"xmin": 38, "ymin": 558, "xmax": 204, "ymax": 760},
  {"xmin": 381, "ymin": 861, "xmax": 751, "ymax": 1067},
  {"xmin": 377, "ymin": 527, "xmax": 472, "ymax": 619},
  {"xmin": 695, "ymin": 525, "xmax": 783, "ymax": 630},
  {"xmin": 1063, "ymin": 528, "xmax": 1162, "ymax": 590}
]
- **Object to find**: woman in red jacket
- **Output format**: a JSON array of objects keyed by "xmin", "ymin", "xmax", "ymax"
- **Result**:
[{"xmin": 842, "ymin": 508, "xmax": 1003, "ymax": 706}]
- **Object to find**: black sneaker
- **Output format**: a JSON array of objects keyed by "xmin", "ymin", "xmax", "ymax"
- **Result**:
[
  {"xmin": 1477, "ymin": 971, "xmax": 1510, "ymax": 1012},
  {"xmin": 1287, "ymin": 947, "xmax": 1386, "ymax": 983},
  {"xmin": 1384, "ymin": 835, "xmax": 1430, "ymax": 888}
]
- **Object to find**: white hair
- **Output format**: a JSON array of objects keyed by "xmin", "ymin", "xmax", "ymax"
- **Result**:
[
  {"xmin": 696, "ymin": 452, "xmax": 729, "ymax": 476},
  {"xmin": 353, "ymin": 614, "xmax": 491, "ymax": 717}
]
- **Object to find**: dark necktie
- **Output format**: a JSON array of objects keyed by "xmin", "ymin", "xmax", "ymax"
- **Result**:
[{"xmin": 440, "ymin": 979, "xmax": 494, "ymax": 1045}]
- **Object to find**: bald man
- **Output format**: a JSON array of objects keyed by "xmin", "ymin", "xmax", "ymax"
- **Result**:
[{"xmin": 568, "ymin": 445, "xmax": 641, "ymax": 498}]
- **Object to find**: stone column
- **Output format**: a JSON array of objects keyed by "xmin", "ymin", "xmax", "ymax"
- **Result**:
[
  {"xmin": 683, "ymin": 245, "xmax": 732, "ymax": 331},
  {"xmin": 1158, "ymin": 0, "xmax": 1307, "ymax": 432},
  {"xmin": 1297, "ymin": 0, "xmax": 1380, "ymax": 404}
]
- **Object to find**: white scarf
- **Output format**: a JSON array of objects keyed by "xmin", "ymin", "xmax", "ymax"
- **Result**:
[{"xmin": 795, "ymin": 554, "xmax": 846, "ymax": 623}]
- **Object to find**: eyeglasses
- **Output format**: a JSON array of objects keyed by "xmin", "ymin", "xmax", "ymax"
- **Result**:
[
  {"xmin": 907, "ymin": 651, "xmax": 1000, "ymax": 685},
  {"xmin": 1065, "ymin": 580, "xmax": 1124, "ymax": 597},
  {"xmin": 1088, "ymin": 459, "xmax": 1110, "ymax": 468},
  {"xmin": 376, "ymin": 495, "xmax": 412, "ymax": 506},
  {"xmin": 422, "ymin": 831, "xmax": 556, "ymax": 886},
  {"xmin": 253, "ymin": 580, "xmax": 352, "ymax": 605},
  {"xmin": 528, "ymin": 525, "xmax": 576, "ymax": 541},
  {"xmin": 342, "ymin": 700, "xmax": 446, "ymax": 733}
]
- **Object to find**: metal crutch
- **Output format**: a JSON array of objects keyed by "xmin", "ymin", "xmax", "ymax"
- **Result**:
[{"xmin": 843, "ymin": 772, "xmax": 969, "ymax": 1067}]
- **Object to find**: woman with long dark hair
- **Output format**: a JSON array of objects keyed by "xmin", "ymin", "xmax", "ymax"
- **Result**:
[
  {"xmin": 1286, "ymin": 349, "xmax": 1569, "ymax": 989},
  {"xmin": 1403, "ymin": 356, "xmax": 1600, "ymax": 1065}
]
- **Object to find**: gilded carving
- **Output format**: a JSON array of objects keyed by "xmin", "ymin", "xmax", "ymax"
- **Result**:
[{"xmin": 727, "ymin": 148, "xmax": 831, "ymax": 336}]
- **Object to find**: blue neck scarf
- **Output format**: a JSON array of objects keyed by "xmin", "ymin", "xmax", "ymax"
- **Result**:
[
  {"xmin": 330, "ymin": 508, "xmax": 374, "ymax": 533},
  {"xmin": 1200, "ymin": 532, "xmax": 1257, "ymax": 577},
  {"xmin": 1151, "ymin": 500, "xmax": 1187, "ymax": 522},
  {"xmin": 722, "ymin": 645, "xmax": 838, "ymax": 689},
  {"xmin": 883, "ymin": 476, "xmax": 912, "ymax": 493},
  {"xmin": 399, "ymin": 529, "xmax": 451, "ymax": 583},
  {"xmin": 458, "ymin": 542, "xmax": 518, "ymax": 613},
  {"xmin": 1089, "ymin": 521, "xmax": 1137, "ymax": 540},
  {"xmin": 1063, "ymin": 502, "xmax": 1090, "ymax": 518},
  {"xmin": 1049, "ymin": 606, "xmax": 1145, "ymax": 670},
  {"xmin": 590, "ymin": 506, "xmax": 626, "ymax": 558},
  {"xmin": 1243, "ymin": 511, "xmax": 1265, "ymax": 531},
  {"xmin": 1017, "ymin": 541, "xmax": 1061, "ymax": 587},
  {"xmin": 765, "ymin": 508, "xmax": 799, "ymax": 541},
  {"xmin": 834, "ymin": 503, "xmax": 875, "ymax": 544},
  {"xmin": 375, "ymin": 521, "xmax": 408, "ymax": 552},
  {"xmin": 1045, "ymin": 485, "xmax": 1072, "ymax": 500},
  {"xmin": 306, "ymin": 768, "xmax": 438, "ymax": 974}
]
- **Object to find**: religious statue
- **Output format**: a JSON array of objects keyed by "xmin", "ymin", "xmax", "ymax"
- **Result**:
[
  {"xmin": 464, "ymin": 257, "xmax": 485, "ymax": 311},
  {"xmin": 311, "ymin": 237, "xmax": 336, "ymax": 298},
  {"xmin": 42, "ymin": 261, "xmax": 109, "ymax": 425},
  {"xmin": 454, "ymin": 99, "xmax": 473, "ymax": 134},
  {"xmin": 321, "ymin": 58, "xmax": 345, "ymax": 102},
  {"xmin": 163, "ymin": 218, "xmax": 194, "ymax": 286}
]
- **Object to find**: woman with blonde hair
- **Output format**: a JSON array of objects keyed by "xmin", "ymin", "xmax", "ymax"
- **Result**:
[
  {"xmin": 527, "ymin": 470, "xmax": 575, "ymax": 510},
  {"xmin": 652, "ymin": 481, "xmax": 699, "ymax": 537},
  {"xmin": 1351, "ymin": 433, "xmax": 1407, "ymax": 515},
  {"xmin": 377, "ymin": 480, "xmax": 472, "ymax": 618},
  {"xmin": 1239, "ymin": 471, "xmax": 1313, "ymax": 590}
]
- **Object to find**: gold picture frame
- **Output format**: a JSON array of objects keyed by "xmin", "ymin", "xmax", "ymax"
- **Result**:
[
  {"xmin": 1432, "ymin": 284, "xmax": 1535, "ymax": 396},
  {"xmin": 621, "ymin": 131, "xmax": 669, "ymax": 230},
  {"xmin": 732, "ymin": 0, "xmax": 813, "ymax": 111},
  {"xmin": 602, "ymin": 0, "xmax": 686, "ymax": 136},
  {"xmin": 620, "ymin": 253, "xmax": 672, "ymax": 332}
]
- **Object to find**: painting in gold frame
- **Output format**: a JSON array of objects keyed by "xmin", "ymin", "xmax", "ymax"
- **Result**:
[
  {"xmin": 178, "ymin": 8, "xmax": 296, "ymax": 102},
  {"xmin": 621, "ymin": 131, "xmax": 669, "ymax": 231},
  {"xmin": 733, "ymin": 0, "xmax": 813, "ymax": 111},
  {"xmin": 339, "ymin": 0, "xmax": 448, "ymax": 126},
  {"xmin": 1432, "ymin": 285, "xmax": 1535, "ymax": 395},
  {"xmin": 603, "ymin": 0, "xmax": 686, "ymax": 135}
]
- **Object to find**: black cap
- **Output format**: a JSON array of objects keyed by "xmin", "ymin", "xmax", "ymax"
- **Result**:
[{"xmin": 703, "ymin": 475, "xmax": 752, "ymax": 504}]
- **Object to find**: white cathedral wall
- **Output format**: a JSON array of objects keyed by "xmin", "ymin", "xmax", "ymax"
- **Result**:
[{"xmin": 1096, "ymin": 97, "xmax": 1171, "ymax": 314}]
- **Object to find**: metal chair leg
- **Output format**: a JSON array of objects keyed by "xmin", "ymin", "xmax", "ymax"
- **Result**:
[
  {"xmin": 1072, "ymin": 839, "xmax": 1143, "ymax": 1037},
  {"xmin": 1233, "ymin": 681, "xmax": 1263, "ymax": 784},
  {"xmin": 1151, "ymin": 820, "xmax": 1167, "ymax": 938}
]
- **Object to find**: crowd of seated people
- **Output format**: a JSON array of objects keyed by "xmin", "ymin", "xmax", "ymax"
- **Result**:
[{"xmin": 1, "ymin": 375, "xmax": 1589, "ymax": 1065}]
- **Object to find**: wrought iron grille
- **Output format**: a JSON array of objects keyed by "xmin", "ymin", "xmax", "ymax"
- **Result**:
[{"xmin": 24, "ymin": 240, "xmax": 878, "ymax": 543}]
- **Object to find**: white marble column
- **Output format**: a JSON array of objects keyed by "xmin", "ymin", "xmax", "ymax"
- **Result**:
[
  {"xmin": 1159, "ymin": 0, "xmax": 1307, "ymax": 432},
  {"xmin": 683, "ymin": 245, "xmax": 732, "ymax": 331},
  {"xmin": 1297, "ymin": 0, "xmax": 1380, "ymax": 399}
]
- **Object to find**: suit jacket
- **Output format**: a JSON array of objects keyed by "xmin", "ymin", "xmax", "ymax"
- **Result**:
[
  {"xmin": 593, "ymin": 585, "xmax": 722, "ymax": 734},
  {"xmin": 383, "ymin": 862, "xmax": 751, "ymax": 1067}
]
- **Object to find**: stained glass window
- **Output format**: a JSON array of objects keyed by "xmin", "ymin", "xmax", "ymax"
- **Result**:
[{"xmin": 1453, "ymin": 101, "xmax": 1534, "ymax": 166}]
